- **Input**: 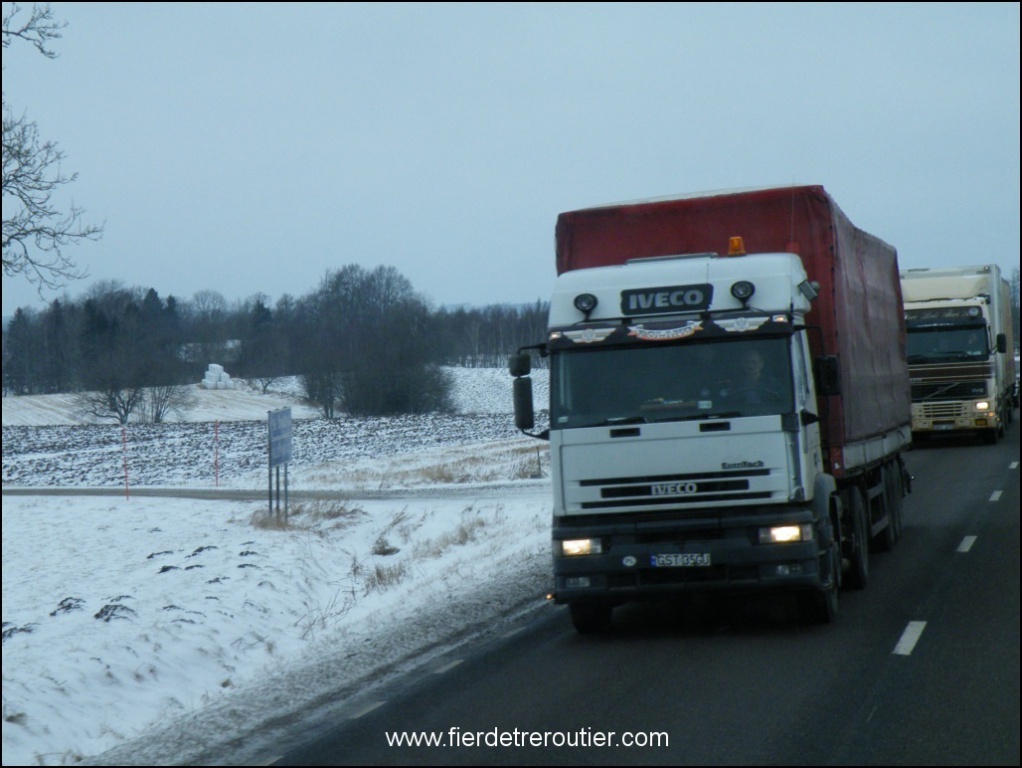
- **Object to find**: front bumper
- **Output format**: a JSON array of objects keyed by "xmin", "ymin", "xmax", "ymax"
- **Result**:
[{"xmin": 552, "ymin": 508, "xmax": 825, "ymax": 603}]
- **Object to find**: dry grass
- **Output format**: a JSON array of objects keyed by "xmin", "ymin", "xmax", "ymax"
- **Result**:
[
  {"xmin": 296, "ymin": 590, "xmax": 357, "ymax": 640},
  {"xmin": 248, "ymin": 499, "xmax": 368, "ymax": 531},
  {"xmin": 363, "ymin": 562, "xmax": 408, "ymax": 594},
  {"xmin": 412, "ymin": 504, "xmax": 506, "ymax": 559},
  {"xmin": 372, "ymin": 536, "xmax": 400, "ymax": 556},
  {"xmin": 307, "ymin": 441, "xmax": 549, "ymax": 490}
]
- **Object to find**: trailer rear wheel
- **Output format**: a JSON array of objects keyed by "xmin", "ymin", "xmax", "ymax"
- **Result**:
[
  {"xmin": 569, "ymin": 601, "xmax": 613, "ymax": 634},
  {"xmin": 845, "ymin": 487, "xmax": 870, "ymax": 590}
]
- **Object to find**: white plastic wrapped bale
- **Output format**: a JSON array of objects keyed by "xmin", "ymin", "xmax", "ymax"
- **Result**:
[{"xmin": 201, "ymin": 364, "xmax": 234, "ymax": 390}]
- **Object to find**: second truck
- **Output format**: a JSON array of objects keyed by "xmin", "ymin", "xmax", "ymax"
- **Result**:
[
  {"xmin": 900, "ymin": 264, "xmax": 1016, "ymax": 444},
  {"xmin": 511, "ymin": 185, "xmax": 912, "ymax": 631}
]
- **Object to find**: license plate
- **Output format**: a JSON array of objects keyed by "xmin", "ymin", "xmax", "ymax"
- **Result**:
[
  {"xmin": 650, "ymin": 553, "xmax": 711, "ymax": 567},
  {"xmin": 934, "ymin": 424, "xmax": 955, "ymax": 431}
]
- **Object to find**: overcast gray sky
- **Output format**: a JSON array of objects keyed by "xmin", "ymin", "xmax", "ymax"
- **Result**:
[{"xmin": 3, "ymin": 2, "xmax": 1019, "ymax": 314}]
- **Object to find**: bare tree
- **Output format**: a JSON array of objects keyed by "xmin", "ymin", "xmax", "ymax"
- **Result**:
[
  {"xmin": 2, "ymin": 2, "xmax": 102, "ymax": 291},
  {"xmin": 140, "ymin": 384, "xmax": 197, "ymax": 424},
  {"xmin": 185, "ymin": 289, "xmax": 231, "ymax": 366},
  {"xmin": 72, "ymin": 386, "xmax": 145, "ymax": 425}
]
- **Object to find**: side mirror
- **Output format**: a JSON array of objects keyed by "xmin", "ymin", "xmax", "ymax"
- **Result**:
[
  {"xmin": 814, "ymin": 355, "xmax": 841, "ymax": 396},
  {"xmin": 800, "ymin": 409, "xmax": 820, "ymax": 426},
  {"xmin": 513, "ymin": 376, "xmax": 535, "ymax": 432},
  {"xmin": 509, "ymin": 353, "xmax": 532, "ymax": 378},
  {"xmin": 996, "ymin": 333, "xmax": 1008, "ymax": 354}
]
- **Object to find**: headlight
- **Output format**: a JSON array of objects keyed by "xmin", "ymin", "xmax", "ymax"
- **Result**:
[
  {"xmin": 561, "ymin": 538, "xmax": 602, "ymax": 556},
  {"xmin": 758, "ymin": 524, "xmax": 814, "ymax": 544},
  {"xmin": 731, "ymin": 281, "xmax": 755, "ymax": 301},
  {"xmin": 573, "ymin": 293, "xmax": 598, "ymax": 313},
  {"xmin": 975, "ymin": 401, "xmax": 990, "ymax": 410}
]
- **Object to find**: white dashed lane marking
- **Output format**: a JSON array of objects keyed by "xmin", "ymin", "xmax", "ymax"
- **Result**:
[{"xmin": 893, "ymin": 621, "xmax": 927, "ymax": 656}]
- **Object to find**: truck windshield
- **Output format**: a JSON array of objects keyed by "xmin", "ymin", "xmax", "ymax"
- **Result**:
[
  {"xmin": 550, "ymin": 337, "xmax": 794, "ymax": 429},
  {"xmin": 906, "ymin": 326, "xmax": 988, "ymax": 362}
]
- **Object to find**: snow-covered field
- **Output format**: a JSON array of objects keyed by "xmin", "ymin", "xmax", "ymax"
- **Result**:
[{"xmin": 2, "ymin": 368, "xmax": 554, "ymax": 766}]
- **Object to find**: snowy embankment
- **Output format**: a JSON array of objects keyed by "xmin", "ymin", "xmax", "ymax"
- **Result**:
[{"xmin": 2, "ymin": 368, "xmax": 554, "ymax": 766}]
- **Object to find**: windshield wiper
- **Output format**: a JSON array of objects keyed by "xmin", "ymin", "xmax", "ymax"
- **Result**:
[
  {"xmin": 599, "ymin": 415, "xmax": 648, "ymax": 426},
  {"xmin": 650, "ymin": 411, "xmax": 743, "ymax": 423}
]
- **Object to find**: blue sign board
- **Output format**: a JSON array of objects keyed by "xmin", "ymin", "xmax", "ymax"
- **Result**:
[{"xmin": 268, "ymin": 408, "xmax": 292, "ymax": 467}]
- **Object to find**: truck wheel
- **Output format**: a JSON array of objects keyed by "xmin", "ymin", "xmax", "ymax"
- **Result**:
[
  {"xmin": 569, "ymin": 601, "xmax": 613, "ymax": 634},
  {"xmin": 800, "ymin": 543, "xmax": 839, "ymax": 624},
  {"xmin": 800, "ymin": 584, "xmax": 838, "ymax": 624},
  {"xmin": 889, "ymin": 466, "xmax": 904, "ymax": 541},
  {"xmin": 874, "ymin": 463, "xmax": 901, "ymax": 553},
  {"xmin": 845, "ymin": 487, "xmax": 870, "ymax": 590}
]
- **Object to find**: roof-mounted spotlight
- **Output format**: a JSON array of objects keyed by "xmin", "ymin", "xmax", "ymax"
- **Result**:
[
  {"xmin": 574, "ymin": 293, "xmax": 598, "ymax": 320},
  {"xmin": 730, "ymin": 280, "xmax": 755, "ymax": 308}
]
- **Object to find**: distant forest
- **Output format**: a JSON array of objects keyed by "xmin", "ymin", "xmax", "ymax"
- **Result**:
[{"xmin": 2, "ymin": 264, "xmax": 549, "ymax": 420}]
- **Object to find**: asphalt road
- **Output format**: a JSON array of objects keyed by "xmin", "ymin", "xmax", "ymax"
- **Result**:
[{"xmin": 264, "ymin": 426, "xmax": 1019, "ymax": 766}]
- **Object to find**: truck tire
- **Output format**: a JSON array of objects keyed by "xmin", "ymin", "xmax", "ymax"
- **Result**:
[
  {"xmin": 845, "ymin": 487, "xmax": 870, "ymax": 590},
  {"xmin": 800, "ymin": 541, "xmax": 839, "ymax": 624},
  {"xmin": 569, "ymin": 601, "xmax": 613, "ymax": 634},
  {"xmin": 874, "ymin": 462, "xmax": 902, "ymax": 553},
  {"xmin": 889, "ymin": 464, "xmax": 904, "ymax": 541}
]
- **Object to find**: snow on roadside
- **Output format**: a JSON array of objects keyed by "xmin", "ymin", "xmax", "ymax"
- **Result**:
[{"xmin": 2, "ymin": 368, "xmax": 557, "ymax": 766}]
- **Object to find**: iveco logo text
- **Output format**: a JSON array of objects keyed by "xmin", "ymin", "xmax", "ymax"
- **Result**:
[
  {"xmin": 652, "ymin": 481, "xmax": 699, "ymax": 496},
  {"xmin": 627, "ymin": 290, "xmax": 704, "ymax": 311},
  {"xmin": 621, "ymin": 283, "xmax": 713, "ymax": 316},
  {"xmin": 722, "ymin": 460, "xmax": 765, "ymax": 470}
]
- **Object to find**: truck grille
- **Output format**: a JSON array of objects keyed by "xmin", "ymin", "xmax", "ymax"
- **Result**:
[
  {"xmin": 918, "ymin": 401, "xmax": 970, "ymax": 418},
  {"xmin": 578, "ymin": 469, "xmax": 773, "ymax": 510}
]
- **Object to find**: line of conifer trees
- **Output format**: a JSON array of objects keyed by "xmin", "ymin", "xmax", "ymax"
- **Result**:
[{"xmin": 2, "ymin": 266, "xmax": 549, "ymax": 418}]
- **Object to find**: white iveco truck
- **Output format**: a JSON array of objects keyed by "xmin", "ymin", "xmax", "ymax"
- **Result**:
[{"xmin": 511, "ymin": 186, "xmax": 912, "ymax": 632}]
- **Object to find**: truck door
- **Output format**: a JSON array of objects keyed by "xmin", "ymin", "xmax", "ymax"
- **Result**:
[{"xmin": 794, "ymin": 330, "xmax": 823, "ymax": 481}]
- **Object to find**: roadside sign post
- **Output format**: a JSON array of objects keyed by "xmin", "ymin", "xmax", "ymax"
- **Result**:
[{"xmin": 268, "ymin": 407, "xmax": 292, "ymax": 521}]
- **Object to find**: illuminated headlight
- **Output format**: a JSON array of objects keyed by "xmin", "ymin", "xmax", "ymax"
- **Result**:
[
  {"xmin": 758, "ymin": 524, "xmax": 814, "ymax": 544},
  {"xmin": 561, "ymin": 538, "xmax": 602, "ymax": 556},
  {"xmin": 974, "ymin": 401, "xmax": 990, "ymax": 411}
]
